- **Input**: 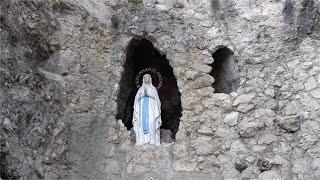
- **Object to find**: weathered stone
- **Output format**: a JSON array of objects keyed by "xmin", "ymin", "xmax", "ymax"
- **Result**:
[
  {"xmin": 258, "ymin": 170, "xmax": 281, "ymax": 180},
  {"xmin": 197, "ymin": 155, "xmax": 220, "ymax": 170},
  {"xmin": 275, "ymin": 116, "xmax": 300, "ymax": 132},
  {"xmin": 292, "ymin": 82, "xmax": 304, "ymax": 91},
  {"xmin": 192, "ymin": 63, "xmax": 212, "ymax": 73},
  {"xmin": 230, "ymin": 140, "xmax": 250, "ymax": 156},
  {"xmin": 282, "ymin": 100, "xmax": 300, "ymax": 116},
  {"xmin": 254, "ymin": 108, "xmax": 275, "ymax": 119},
  {"xmin": 292, "ymin": 158, "xmax": 309, "ymax": 174},
  {"xmin": 215, "ymin": 128, "xmax": 236, "ymax": 139},
  {"xmin": 174, "ymin": 171, "xmax": 222, "ymax": 180},
  {"xmin": 264, "ymin": 89, "xmax": 275, "ymax": 97},
  {"xmin": 238, "ymin": 120, "xmax": 264, "ymax": 138},
  {"xmin": 236, "ymin": 104, "xmax": 255, "ymax": 113},
  {"xmin": 258, "ymin": 134, "xmax": 278, "ymax": 145},
  {"xmin": 224, "ymin": 112, "xmax": 239, "ymax": 126},
  {"xmin": 233, "ymin": 93, "xmax": 256, "ymax": 106},
  {"xmin": 241, "ymin": 166, "xmax": 260, "ymax": 179},
  {"xmin": 198, "ymin": 125, "xmax": 214, "ymax": 136},
  {"xmin": 191, "ymin": 137, "xmax": 215, "ymax": 156},
  {"xmin": 310, "ymin": 67, "xmax": 320, "ymax": 75},
  {"xmin": 3, "ymin": 118, "xmax": 13, "ymax": 131},
  {"xmin": 173, "ymin": 159, "xmax": 197, "ymax": 172},
  {"xmin": 311, "ymin": 158, "xmax": 320, "ymax": 170},
  {"xmin": 211, "ymin": 93, "xmax": 232, "ymax": 108},
  {"xmin": 310, "ymin": 88, "xmax": 320, "ymax": 99},
  {"xmin": 304, "ymin": 76, "xmax": 317, "ymax": 91}
]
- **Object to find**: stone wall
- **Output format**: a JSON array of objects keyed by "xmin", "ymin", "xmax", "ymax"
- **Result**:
[{"xmin": 0, "ymin": 0, "xmax": 320, "ymax": 179}]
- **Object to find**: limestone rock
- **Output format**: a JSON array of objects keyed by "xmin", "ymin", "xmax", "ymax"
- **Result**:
[
  {"xmin": 229, "ymin": 140, "xmax": 249, "ymax": 157},
  {"xmin": 224, "ymin": 112, "xmax": 239, "ymax": 126},
  {"xmin": 258, "ymin": 170, "xmax": 281, "ymax": 180},
  {"xmin": 197, "ymin": 155, "xmax": 220, "ymax": 170},
  {"xmin": 275, "ymin": 116, "xmax": 300, "ymax": 132},
  {"xmin": 198, "ymin": 125, "xmax": 214, "ymax": 136},
  {"xmin": 258, "ymin": 134, "xmax": 278, "ymax": 145},
  {"xmin": 233, "ymin": 93, "xmax": 256, "ymax": 106},
  {"xmin": 191, "ymin": 137, "xmax": 215, "ymax": 156},
  {"xmin": 304, "ymin": 76, "xmax": 317, "ymax": 91},
  {"xmin": 310, "ymin": 88, "xmax": 320, "ymax": 98},
  {"xmin": 3, "ymin": 118, "xmax": 13, "ymax": 131},
  {"xmin": 282, "ymin": 100, "xmax": 300, "ymax": 116},
  {"xmin": 264, "ymin": 88, "xmax": 275, "ymax": 97},
  {"xmin": 292, "ymin": 158, "xmax": 310, "ymax": 174},
  {"xmin": 211, "ymin": 93, "xmax": 232, "ymax": 108},
  {"xmin": 238, "ymin": 120, "xmax": 264, "ymax": 138},
  {"xmin": 311, "ymin": 158, "xmax": 320, "ymax": 170}
]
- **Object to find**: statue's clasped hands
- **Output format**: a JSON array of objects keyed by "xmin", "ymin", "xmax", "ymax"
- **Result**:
[{"xmin": 138, "ymin": 88, "xmax": 155, "ymax": 101}]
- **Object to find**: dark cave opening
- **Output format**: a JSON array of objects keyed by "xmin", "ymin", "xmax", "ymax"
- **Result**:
[
  {"xmin": 210, "ymin": 47, "xmax": 240, "ymax": 94},
  {"xmin": 116, "ymin": 38, "xmax": 182, "ymax": 139},
  {"xmin": 0, "ymin": 156, "xmax": 6, "ymax": 180},
  {"xmin": 0, "ymin": 146, "xmax": 9, "ymax": 180}
]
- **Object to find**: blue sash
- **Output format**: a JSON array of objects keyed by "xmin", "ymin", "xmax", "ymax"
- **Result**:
[{"xmin": 142, "ymin": 97, "xmax": 149, "ymax": 134}]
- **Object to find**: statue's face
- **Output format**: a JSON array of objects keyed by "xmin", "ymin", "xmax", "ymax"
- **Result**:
[{"xmin": 143, "ymin": 75, "xmax": 151, "ymax": 84}]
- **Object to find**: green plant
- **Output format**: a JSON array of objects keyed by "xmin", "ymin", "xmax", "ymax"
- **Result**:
[
  {"xmin": 173, "ymin": 2, "xmax": 184, "ymax": 9},
  {"xmin": 311, "ymin": 9, "xmax": 320, "ymax": 40},
  {"xmin": 182, "ymin": 26, "xmax": 187, "ymax": 33},
  {"xmin": 310, "ymin": 35, "xmax": 320, "ymax": 40},
  {"xmin": 131, "ymin": 0, "xmax": 141, "ymax": 8},
  {"xmin": 170, "ymin": 14, "xmax": 175, "ymax": 20},
  {"xmin": 316, "ymin": 10, "xmax": 320, "ymax": 17},
  {"xmin": 111, "ymin": 15, "xmax": 120, "ymax": 29}
]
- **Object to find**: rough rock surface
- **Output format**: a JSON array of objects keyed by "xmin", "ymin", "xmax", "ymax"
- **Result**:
[{"xmin": 0, "ymin": 0, "xmax": 320, "ymax": 179}]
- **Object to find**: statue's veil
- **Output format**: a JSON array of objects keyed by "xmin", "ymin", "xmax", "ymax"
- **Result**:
[{"xmin": 141, "ymin": 74, "xmax": 153, "ymax": 88}]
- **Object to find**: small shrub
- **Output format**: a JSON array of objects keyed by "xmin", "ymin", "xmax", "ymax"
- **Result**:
[
  {"xmin": 131, "ymin": 0, "xmax": 141, "ymax": 7},
  {"xmin": 182, "ymin": 26, "xmax": 187, "ymax": 33},
  {"xmin": 173, "ymin": 1, "xmax": 184, "ymax": 9},
  {"xmin": 111, "ymin": 15, "xmax": 120, "ymax": 29},
  {"xmin": 311, "ymin": 9, "xmax": 320, "ymax": 40},
  {"xmin": 170, "ymin": 14, "xmax": 175, "ymax": 20}
]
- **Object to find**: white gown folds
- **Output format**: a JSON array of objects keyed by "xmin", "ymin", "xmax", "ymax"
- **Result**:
[{"xmin": 133, "ymin": 78, "xmax": 161, "ymax": 146}]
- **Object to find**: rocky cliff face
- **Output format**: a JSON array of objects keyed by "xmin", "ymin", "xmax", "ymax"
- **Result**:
[{"xmin": 1, "ymin": 0, "xmax": 320, "ymax": 179}]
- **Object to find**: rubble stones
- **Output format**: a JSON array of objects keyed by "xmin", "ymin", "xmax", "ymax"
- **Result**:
[{"xmin": 0, "ymin": 0, "xmax": 319, "ymax": 179}]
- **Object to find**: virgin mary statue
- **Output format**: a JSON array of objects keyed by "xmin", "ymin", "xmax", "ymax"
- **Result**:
[{"xmin": 133, "ymin": 74, "xmax": 161, "ymax": 146}]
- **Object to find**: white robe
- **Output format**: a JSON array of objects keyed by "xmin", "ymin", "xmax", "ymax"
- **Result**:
[{"xmin": 133, "ymin": 83, "xmax": 161, "ymax": 146}]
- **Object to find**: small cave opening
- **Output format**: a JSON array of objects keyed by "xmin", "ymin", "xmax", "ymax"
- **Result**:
[
  {"xmin": 209, "ymin": 46, "xmax": 240, "ymax": 94},
  {"xmin": 0, "ymin": 153, "xmax": 9, "ymax": 180},
  {"xmin": 116, "ymin": 38, "xmax": 182, "ymax": 139}
]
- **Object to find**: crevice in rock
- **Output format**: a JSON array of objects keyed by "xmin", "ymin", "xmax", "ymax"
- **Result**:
[
  {"xmin": 116, "ymin": 38, "xmax": 182, "ymax": 138},
  {"xmin": 0, "ymin": 140, "xmax": 10, "ymax": 180},
  {"xmin": 209, "ymin": 46, "xmax": 240, "ymax": 94}
]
